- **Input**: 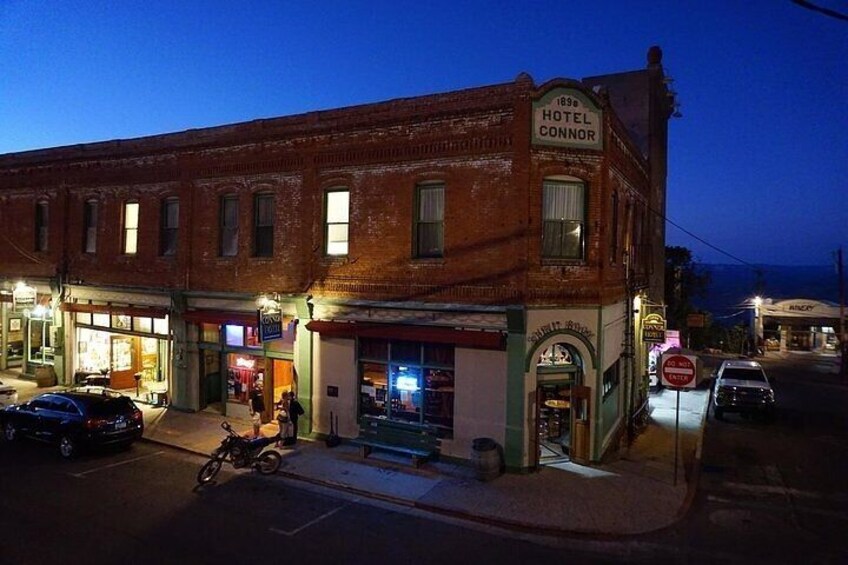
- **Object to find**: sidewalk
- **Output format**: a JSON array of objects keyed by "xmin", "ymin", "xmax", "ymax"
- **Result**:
[
  {"xmin": 141, "ymin": 386, "xmax": 709, "ymax": 536},
  {"xmin": 1, "ymin": 368, "xmax": 709, "ymax": 535}
]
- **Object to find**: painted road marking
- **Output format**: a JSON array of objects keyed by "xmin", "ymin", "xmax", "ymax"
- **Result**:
[
  {"xmin": 69, "ymin": 450, "xmax": 165, "ymax": 478},
  {"xmin": 269, "ymin": 500, "xmax": 356, "ymax": 537}
]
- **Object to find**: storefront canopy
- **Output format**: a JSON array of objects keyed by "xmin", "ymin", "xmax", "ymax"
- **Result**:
[
  {"xmin": 305, "ymin": 320, "xmax": 506, "ymax": 350},
  {"xmin": 62, "ymin": 302, "xmax": 169, "ymax": 318}
]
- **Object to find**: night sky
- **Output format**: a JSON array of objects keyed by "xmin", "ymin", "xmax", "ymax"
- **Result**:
[{"xmin": 2, "ymin": 1, "xmax": 845, "ymax": 266}]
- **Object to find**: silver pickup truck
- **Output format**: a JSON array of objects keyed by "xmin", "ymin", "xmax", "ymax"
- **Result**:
[{"xmin": 712, "ymin": 359, "xmax": 775, "ymax": 421}]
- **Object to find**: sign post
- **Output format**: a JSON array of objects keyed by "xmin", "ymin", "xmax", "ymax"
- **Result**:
[{"xmin": 660, "ymin": 353, "xmax": 699, "ymax": 486}]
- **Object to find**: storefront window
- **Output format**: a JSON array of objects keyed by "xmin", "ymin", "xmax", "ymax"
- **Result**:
[
  {"xmin": 5, "ymin": 316, "xmax": 24, "ymax": 366},
  {"xmin": 77, "ymin": 328, "xmax": 110, "ymax": 373},
  {"xmin": 225, "ymin": 324, "xmax": 260, "ymax": 348},
  {"xmin": 153, "ymin": 317, "xmax": 168, "ymax": 335},
  {"xmin": 246, "ymin": 326, "xmax": 260, "ymax": 348},
  {"xmin": 226, "ymin": 353, "xmax": 265, "ymax": 404},
  {"xmin": 28, "ymin": 317, "xmax": 55, "ymax": 365},
  {"xmin": 225, "ymin": 325, "xmax": 244, "ymax": 347},
  {"xmin": 111, "ymin": 336, "xmax": 134, "ymax": 371},
  {"xmin": 200, "ymin": 323, "xmax": 221, "ymax": 343},
  {"xmin": 358, "ymin": 338, "xmax": 454, "ymax": 438},
  {"xmin": 112, "ymin": 315, "xmax": 132, "ymax": 330},
  {"xmin": 74, "ymin": 312, "xmax": 171, "ymax": 404},
  {"xmin": 134, "ymin": 317, "xmax": 152, "ymax": 333}
]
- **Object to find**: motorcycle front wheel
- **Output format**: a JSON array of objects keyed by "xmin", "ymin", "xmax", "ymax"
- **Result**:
[
  {"xmin": 255, "ymin": 451, "xmax": 282, "ymax": 475},
  {"xmin": 197, "ymin": 458, "xmax": 224, "ymax": 484}
]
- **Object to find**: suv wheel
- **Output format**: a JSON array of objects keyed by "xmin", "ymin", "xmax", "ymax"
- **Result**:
[
  {"xmin": 4, "ymin": 421, "xmax": 18, "ymax": 441},
  {"xmin": 59, "ymin": 434, "xmax": 78, "ymax": 458}
]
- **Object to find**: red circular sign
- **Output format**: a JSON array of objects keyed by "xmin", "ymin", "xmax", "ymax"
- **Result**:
[{"xmin": 662, "ymin": 355, "xmax": 696, "ymax": 387}]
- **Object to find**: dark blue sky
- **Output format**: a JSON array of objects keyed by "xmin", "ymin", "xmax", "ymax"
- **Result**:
[{"xmin": 2, "ymin": 1, "xmax": 846, "ymax": 266}]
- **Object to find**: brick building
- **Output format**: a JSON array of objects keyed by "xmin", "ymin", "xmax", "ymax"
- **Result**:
[{"xmin": 0, "ymin": 47, "xmax": 675, "ymax": 470}]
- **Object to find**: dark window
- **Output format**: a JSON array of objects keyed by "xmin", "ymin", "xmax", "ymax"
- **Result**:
[
  {"xmin": 253, "ymin": 193, "xmax": 274, "ymax": 257},
  {"xmin": 160, "ymin": 198, "xmax": 179, "ymax": 256},
  {"xmin": 220, "ymin": 195, "xmax": 239, "ymax": 257},
  {"xmin": 542, "ymin": 180, "xmax": 585, "ymax": 260},
  {"xmin": 610, "ymin": 190, "xmax": 619, "ymax": 263},
  {"xmin": 35, "ymin": 201, "xmax": 48, "ymax": 252},
  {"xmin": 603, "ymin": 360, "xmax": 620, "ymax": 398},
  {"xmin": 415, "ymin": 184, "xmax": 444, "ymax": 258},
  {"xmin": 83, "ymin": 200, "xmax": 98, "ymax": 254}
]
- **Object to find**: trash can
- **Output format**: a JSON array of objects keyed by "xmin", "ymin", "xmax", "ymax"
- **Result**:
[{"xmin": 471, "ymin": 437, "xmax": 503, "ymax": 481}]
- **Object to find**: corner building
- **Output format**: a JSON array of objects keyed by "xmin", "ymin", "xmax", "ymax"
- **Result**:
[{"xmin": 0, "ymin": 47, "xmax": 675, "ymax": 472}]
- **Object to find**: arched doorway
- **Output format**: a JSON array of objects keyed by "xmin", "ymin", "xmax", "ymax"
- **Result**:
[{"xmin": 534, "ymin": 342, "xmax": 584, "ymax": 467}]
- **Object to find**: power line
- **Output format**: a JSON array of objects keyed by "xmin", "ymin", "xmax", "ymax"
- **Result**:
[{"xmin": 792, "ymin": 0, "xmax": 848, "ymax": 22}]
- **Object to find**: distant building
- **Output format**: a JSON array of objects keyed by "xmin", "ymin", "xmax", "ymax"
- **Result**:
[
  {"xmin": 0, "ymin": 47, "xmax": 676, "ymax": 470},
  {"xmin": 755, "ymin": 298, "xmax": 844, "ymax": 353}
]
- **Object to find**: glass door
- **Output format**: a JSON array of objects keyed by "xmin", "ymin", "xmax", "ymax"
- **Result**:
[{"xmin": 537, "ymin": 382, "xmax": 573, "ymax": 465}]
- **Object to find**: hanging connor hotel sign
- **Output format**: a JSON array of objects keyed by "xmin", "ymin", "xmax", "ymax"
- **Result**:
[
  {"xmin": 258, "ymin": 302, "xmax": 283, "ymax": 342},
  {"xmin": 532, "ymin": 87, "xmax": 603, "ymax": 150}
]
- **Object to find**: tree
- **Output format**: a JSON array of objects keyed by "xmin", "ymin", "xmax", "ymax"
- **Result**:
[{"xmin": 664, "ymin": 246, "xmax": 711, "ymax": 337}]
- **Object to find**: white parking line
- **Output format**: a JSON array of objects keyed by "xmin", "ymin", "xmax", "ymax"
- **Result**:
[
  {"xmin": 69, "ymin": 450, "xmax": 165, "ymax": 478},
  {"xmin": 269, "ymin": 502, "xmax": 352, "ymax": 537}
]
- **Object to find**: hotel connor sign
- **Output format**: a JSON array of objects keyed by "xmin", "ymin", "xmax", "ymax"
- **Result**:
[{"xmin": 532, "ymin": 87, "xmax": 603, "ymax": 150}]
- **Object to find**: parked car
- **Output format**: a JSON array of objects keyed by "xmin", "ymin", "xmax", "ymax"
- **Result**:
[
  {"xmin": 712, "ymin": 359, "xmax": 775, "ymax": 421},
  {"xmin": 0, "ymin": 380, "xmax": 18, "ymax": 408},
  {"xmin": 1, "ymin": 389, "xmax": 144, "ymax": 458}
]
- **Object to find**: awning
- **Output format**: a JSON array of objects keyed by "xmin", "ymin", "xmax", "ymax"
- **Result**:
[
  {"xmin": 305, "ymin": 320, "xmax": 506, "ymax": 350},
  {"xmin": 62, "ymin": 302, "xmax": 169, "ymax": 318},
  {"xmin": 183, "ymin": 310, "xmax": 259, "ymax": 326}
]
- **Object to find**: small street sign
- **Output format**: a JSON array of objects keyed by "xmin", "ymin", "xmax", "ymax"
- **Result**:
[{"xmin": 660, "ymin": 353, "xmax": 698, "ymax": 389}]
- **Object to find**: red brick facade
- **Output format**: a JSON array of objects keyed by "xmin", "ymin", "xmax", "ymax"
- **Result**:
[{"xmin": 1, "ymin": 50, "xmax": 674, "ymax": 469}]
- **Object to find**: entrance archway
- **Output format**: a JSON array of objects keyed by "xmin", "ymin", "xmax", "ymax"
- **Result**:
[{"xmin": 534, "ymin": 342, "xmax": 584, "ymax": 467}]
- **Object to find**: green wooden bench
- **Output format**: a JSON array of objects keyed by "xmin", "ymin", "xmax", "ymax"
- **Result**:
[{"xmin": 357, "ymin": 416, "xmax": 440, "ymax": 468}]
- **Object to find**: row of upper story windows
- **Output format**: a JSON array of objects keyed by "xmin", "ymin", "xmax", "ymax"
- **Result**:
[{"xmin": 31, "ymin": 178, "xmax": 635, "ymax": 263}]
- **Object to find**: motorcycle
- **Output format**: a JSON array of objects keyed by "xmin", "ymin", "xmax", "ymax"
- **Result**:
[{"xmin": 196, "ymin": 421, "xmax": 282, "ymax": 484}]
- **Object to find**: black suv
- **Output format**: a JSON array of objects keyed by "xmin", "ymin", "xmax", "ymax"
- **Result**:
[{"xmin": 1, "ymin": 390, "xmax": 144, "ymax": 458}]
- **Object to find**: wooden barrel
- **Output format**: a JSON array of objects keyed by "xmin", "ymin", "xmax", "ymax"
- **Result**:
[{"xmin": 471, "ymin": 437, "xmax": 502, "ymax": 481}]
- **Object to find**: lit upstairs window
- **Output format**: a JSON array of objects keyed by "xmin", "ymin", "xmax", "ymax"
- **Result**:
[
  {"xmin": 325, "ymin": 189, "xmax": 349, "ymax": 256},
  {"xmin": 124, "ymin": 202, "xmax": 139, "ymax": 255}
]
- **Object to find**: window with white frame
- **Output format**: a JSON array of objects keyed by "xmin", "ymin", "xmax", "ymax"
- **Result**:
[
  {"xmin": 542, "ymin": 179, "xmax": 585, "ymax": 260},
  {"xmin": 123, "ymin": 202, "xmax": 139, "ymax": 255},
  {"xmin": 324, "ymin": 188, "xmax": 349, "ymax": 256}
]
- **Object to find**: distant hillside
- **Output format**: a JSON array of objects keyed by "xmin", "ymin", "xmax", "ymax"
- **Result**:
[{"xmin": 691, "ymin": 264, "xmax": 840, "ymax": 324}]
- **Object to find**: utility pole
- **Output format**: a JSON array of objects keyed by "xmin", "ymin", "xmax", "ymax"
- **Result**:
[{"xmin": 838, "ymin": 248, "xmax": 846, "ymax": 381}]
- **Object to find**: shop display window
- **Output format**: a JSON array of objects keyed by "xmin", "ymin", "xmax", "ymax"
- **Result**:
[
  {"xmin": 28, "ymin": 318, "xmax": 55, "ymax": 365},
  {"xmin": 134, "ymin": 317, "xmax": 153, "ymax": 333},
  {"xmin": 153, "ymin": 317, "xmax": 168, "ymax": 335},
  {"xmin": 112, "ymin": 315, "xmax": 132, "ymax": 330},
  {"xmin": 200, "ymin": 323, "xmax": 221, "ymax": 343},
  {"xmin": 358, "ymin": 338, "xmax": 454, "ymax": 438},
  {"xmin": 225, "ymin": 325, "xmax": 244, "ymax": 347},
  {"xmin": 92, "ymin": 313, "xmax": 110, "ymax": 327},
  {"xmin": 226, "ymin": 354, "xmax": 265, "ymax": 404},
  {"xmin": 77, "ymin": 328, "xmax": 110, "ymax": 373},
  {"xmin": 75, "ymin": 313, "xmax": 92, "ymax": 325},
  {"xmin": 111, "ymin": 337, "xmax": 134, "ymax": 371},
  {"xmin": 225, "ymin": 324, "xmax": 261, "ymax": 348}
]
